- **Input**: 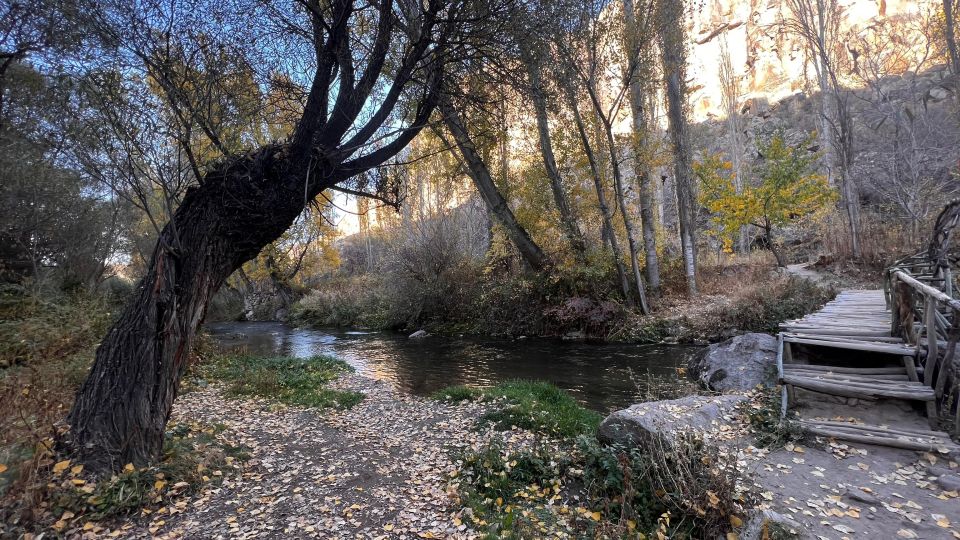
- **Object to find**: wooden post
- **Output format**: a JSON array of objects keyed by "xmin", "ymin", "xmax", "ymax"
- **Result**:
[{"xmin": 924, "ymin": 296, "xmax": 940, "ymax": 423}]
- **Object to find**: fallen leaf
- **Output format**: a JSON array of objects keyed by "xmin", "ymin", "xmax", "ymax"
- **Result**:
[{"xmin": 52, "ymin": 460, "xmax": 71, "ymax": 475}]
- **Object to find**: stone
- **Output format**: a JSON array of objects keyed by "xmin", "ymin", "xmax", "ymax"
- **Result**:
[
  {"xmin": 740, "ymin": 510, "xmax": 801, "ymax": 540},
  {"xmin": 408, "ymin": 330, "xmax": 429, "ymax": 339},
  {"xmin": 843, "ymin": 487, "xmax": 879, "ymax": 505},
  {"xmin": 598, "ymin": 395, "xmax": 747, "ymax": 446},
  {"xmin": 561, "ymin": 330, "xmax": 586, "ymax": 341},
  {"xmin": 936, "ymin": 474, "xmax": 960, "ymax": 492},
  {"xmin": 689, "ymin": 333, "xmax": 778, "ymax": 392}
]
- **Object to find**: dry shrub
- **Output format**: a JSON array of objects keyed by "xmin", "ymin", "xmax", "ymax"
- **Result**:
[
  {"xmin": 0, "ymin": 287, "xmax": 115, "ymax": 528},
  {"xmin": 581, "ymin": 431, "xmax": 753, "ymax": 538}
]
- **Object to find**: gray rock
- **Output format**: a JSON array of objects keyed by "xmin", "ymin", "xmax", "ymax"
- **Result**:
[
  {"xmin": 408, "ymin": 330, "xmax": 429, "ymax": 339},
  {"xmin": 562, "ymin": 330, "xmax": 586, "ymax": 341},
  {"xmin": 598, "ymin": 395, "xmax": 747, "ymax": 446},
  {"xmin": 843, "ymin": 487, "xmax": 879, "ymax": 505},
  {"xmin": 741, "ymin": 510, "xmax": 802, "ymax": 540},
  {"xmin": 937, "ymin": 474, "xmax": 960, "ymax": 492},
  {"xmin": 689, "ymin": 333, "xmax": 778, "ymax": 392}
]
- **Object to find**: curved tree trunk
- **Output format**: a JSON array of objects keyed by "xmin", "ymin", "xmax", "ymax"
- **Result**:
[
  {"xmin": 440, "ymin": 100, "xmax": 549, "ymax": 272},
  {"xmin": 67, "ymin": 148, "xmax": 315, "ymax": 471},
  {"xmin": 524, "ymin": 57, "xmax": 588, "ymax": 263}
]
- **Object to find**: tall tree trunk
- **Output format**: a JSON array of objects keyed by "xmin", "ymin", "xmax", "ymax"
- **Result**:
[
  {"xmin": 622, "ymin": 0, "xmax": 661, "ymax": 296},
  {"xmin": 524, "ymin": 57, "xmax": 588, "ymax": 263},
  {"xmin": 659, "ymin": 1, "xmax": 698, "ymax": 296},
  {"xmin": 565, "ymin": 92, "xmax": 633, "ymax": 307},
  {"xmin": 582, "ymin": 86, "xmax": 650, "ymax": 314},
  {"xmin": 440, "ymin": 100, "xmax": 549, "ymax": 272},
  {"xmin": 67, "ymin": 148, "xmax": 311, "ymax": 471}
]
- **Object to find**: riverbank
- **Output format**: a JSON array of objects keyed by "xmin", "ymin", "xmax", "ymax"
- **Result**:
[
  {"xmin": 288, "ymin": 268, "xmax": 837, "ymax": 344},
  {"xmin": 27, "ymin": 362, "xmax": 957, "ymax": 539}
]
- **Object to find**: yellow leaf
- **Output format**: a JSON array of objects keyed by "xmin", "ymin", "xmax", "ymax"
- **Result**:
[
  {"xmin": 0, "ymin": 464, "xmax": 7, "ymax": 474},
  {"xmin": 123, "ymin": 463, "xmax": 135, "ymax": 473},
  {"xmin": 418, "ymin": 532, "xmax": 436, "ymax": 539},
  {"xmin": 70, "ymin": 464, "xmax": 84, "ymax": 476},
  {"xmin": 453, "ymin": 517, "xmax": 462, "ymax": 526},
  {"xmin": 154, "ymin": 480, "xmax": 167, "ymax": 490},
  {"xmin": 52, "ymin": 460, "xmax": 71, "ymax": 475},
  {"xmin": 383, "ymin": 524, "xmax": 394, "ymax": 531},
  {"xmin": 707, "ymin": 490, "xmax": 721, "ymax": 507},
  {"xmin": 730, "ymin": 515, "xmax": 743, "ymax": 527},
  {"xmin": 495, "ymin": 497, "xmax": 503, "ymax": 506},
  {"xmin": 590, "ymin": 511, "xmax": 601, "ymax": 521},
  {"xmin": 727, "ymin": 533, "xmax": 739, "ymax": 540}
]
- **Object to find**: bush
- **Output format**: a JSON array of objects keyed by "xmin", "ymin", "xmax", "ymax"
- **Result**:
[
  {"xmin": 718, "ymin": 276, "xmax": 835, "ymax": 334},
  {"xmin": 1, "ymin": 421, "xmax": 249, "ymax": 534},
  {"xmin": 195, "ymin": 354, "xmax": 364, "ymax": 409},
  {"xmin": 452, "ymin": 439, "xmax": 570, "ymax": 538},
  {"xmin": 578, "ymin": 432, "xmax": 754, "ymax": 538}
]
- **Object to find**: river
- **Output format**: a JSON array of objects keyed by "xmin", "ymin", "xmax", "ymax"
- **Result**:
[{"xmin": 205, "ymin": 322, "xmax": 701, "ymax": 413}]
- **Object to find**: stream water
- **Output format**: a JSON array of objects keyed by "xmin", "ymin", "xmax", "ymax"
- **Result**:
[{"xmin": 205, "ymin": 322, "xmax": 702, "ymax": 413}]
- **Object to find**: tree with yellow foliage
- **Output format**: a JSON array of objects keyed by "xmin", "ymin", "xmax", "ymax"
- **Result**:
[{"xmin": 696, "ymin": 131, "xmax": 837, "ymax": 267}]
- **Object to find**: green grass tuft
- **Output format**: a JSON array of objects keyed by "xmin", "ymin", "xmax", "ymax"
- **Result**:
[
  {"xmin": 430, "ymin": 384, "xmax": 483, "ymax": 403},
  {"xmin": 198, "ymin": 355, "xmax": 364, "ymax": 410},
  {"xmin": 433, "ymin": 380, "xmax": 600, "ymax": 439}
]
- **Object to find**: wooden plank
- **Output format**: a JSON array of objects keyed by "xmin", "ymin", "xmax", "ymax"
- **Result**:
[
  {"xmin": 802, "ymin": 423, "xmax": 958, "ymax": 452},
  {"xmin": 781, "ymin": 364, "xmax": 906, "ymax": 375},
  {"xmin": 782, "ymin": 375, "xmax": 935, "ymax": 400},
  {"xmin": 893, "ymin": 270, "xmax": 960, "ymax": 311},
  {"xmin": 781, "ymin": 336, "xmax": 915, "ymax": 355}
]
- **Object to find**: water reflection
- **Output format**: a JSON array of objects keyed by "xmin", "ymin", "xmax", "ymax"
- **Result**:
[{"xmin": 205, "ymin": 322, "xmax": 701, "ymax": 413}]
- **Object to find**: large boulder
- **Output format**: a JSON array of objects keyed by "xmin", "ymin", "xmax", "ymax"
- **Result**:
[
  {"xmin": 408, "ymin": 329, "xmax": 429, "ymax": 339},
  {"xmin": 598, "ymin": 395, "xmax": 747, "ymax": 446},
  {"xmin": 690, "ymin": 333, "xmax": 778, "ymax": 392}
]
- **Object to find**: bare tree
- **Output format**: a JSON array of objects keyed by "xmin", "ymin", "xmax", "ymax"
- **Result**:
[
  {"xmin": 782, "ymin": 0, "xmax": 862, "ymax": 257},
  {"xmin": 718, "ymin": 34, "xmax": 750, "ymax": 253}
]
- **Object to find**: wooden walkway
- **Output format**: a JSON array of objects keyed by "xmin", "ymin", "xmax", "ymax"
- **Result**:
[{"xmin": 777, "ymin": 289, "xmax": 957, "ymax": 452}]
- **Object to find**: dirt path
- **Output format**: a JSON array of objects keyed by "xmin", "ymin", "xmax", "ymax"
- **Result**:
[
  {"xmin": 109, "ymin": 371, "xmax": 960, "ymax": 540},
  {"xmin": 128, "ymin": 374, "xmax": 537, "ymax": 539}
]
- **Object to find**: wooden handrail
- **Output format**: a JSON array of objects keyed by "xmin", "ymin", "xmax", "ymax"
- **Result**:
[{"xmin": 892, "ymin": 270, "xmax": 960, "ymax": 312}]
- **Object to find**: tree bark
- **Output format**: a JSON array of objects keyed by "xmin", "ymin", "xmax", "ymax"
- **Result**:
[
  {"xmin": 765, "ymin": 224, "xmax": 787, "ymax": 267},
  {"xmin": 67, "ymin": 147, "xmax": 313, "ymax": 470},
  {"xmin": 622, "ymin": 0, "xmax": 661, "ymax": 296},
  {"xmin": 564, "ymin": 87, "xmax": 633, "ymax": 306},
  {"xmin": 659, "ymin": 1, "xmax": 698, "ymax": 295},
  {"xmin": 582, "ymin": 85, "xmax": 650, "ymax": 314},
  {"xmin": 524, "ymin": 55, "xmax": 588, "ymax": 263},
  {"xmin": 440, "ymin": 100, "xmax": 549, "ymax": 272}
]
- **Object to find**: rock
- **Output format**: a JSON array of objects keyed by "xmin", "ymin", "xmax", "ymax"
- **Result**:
[
  {"xmin": 408, "ymin": 330, "xmax": 429, "ymax": 339},
  {"xmin": 740, "ymin": 510, "xmax": 802, "ymax": 540},
  {"xmin": 598, "ymin": 395, "xmax": 747, "ymax": 446},
  {"xmin": 843, "ymin": 487, "xmax": 879, "ymax": 505},
  {"xmin": 689, "ymin": 333, "xmax": 778, "ymax": 392},
  {"xmin": 561, "ymin": 330, "xmax": 586, "ymax": 341},
  {"xmin": 936, "ymin": 474, "xmax": 960, "ymax": 492}
]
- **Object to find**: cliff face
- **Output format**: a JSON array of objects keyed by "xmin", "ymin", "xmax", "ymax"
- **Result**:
[{"xmin": 685, "ymin": 0, "xmax": 941, "ymax": 122}]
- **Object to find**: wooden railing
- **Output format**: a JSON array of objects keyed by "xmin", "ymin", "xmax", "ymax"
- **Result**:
[{"xmin": 885, "ymin": 200, "xmax": 960, "ymax": 434}]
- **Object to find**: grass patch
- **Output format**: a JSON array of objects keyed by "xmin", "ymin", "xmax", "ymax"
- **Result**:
[
  {"xmin": 432, "ymin": 380, "xmax": 601, "ymax": 439},
  {"xmin": 197, "ymin": 354, "xmax": 364, "ymax": 410},
  {"xmin": 431, "ymin": 384, "xmax": 482, "ymax": 403}
]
